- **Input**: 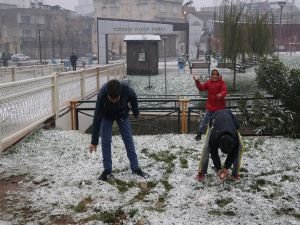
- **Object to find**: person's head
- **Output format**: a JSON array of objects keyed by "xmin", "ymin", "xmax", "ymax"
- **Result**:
[
  {"xmin": 211, "ymin": 69, "xmax": 220, "ymax": 81},
  {"xmin": 107, "ymin": 79, "xmax": 121, "ymax": 103},
  {"xmin": 219, "ymin": 134, "xmax": 234, "ymax": 154}
]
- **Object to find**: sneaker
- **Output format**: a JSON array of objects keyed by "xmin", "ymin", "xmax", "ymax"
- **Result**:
[
  {"xmin": 196, "ymin": 172, "xmax": 205, "ymax": 181},
  {"xmin": 132, "ymin": 168, "xmax": 149, "ymax": 178},
  {"xmin": 98, "ymin": 170, "xmax": 113, "ymax": 181},
  {"xmin": 195, "ymin": 132, "xmax": 202, "ymax": 141},
  {"xmin": 231, "ymin": 174, "xmax": 240, "ymax": 181}
]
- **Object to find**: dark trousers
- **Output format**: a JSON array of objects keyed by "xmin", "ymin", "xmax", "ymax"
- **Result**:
[
  {"xmin": 71, "ymin": 63, "xmax": 76, "ymax": 71},
  {"xmin": 101, "ymin": 117, "xmax": 139, "ymax": 173}
]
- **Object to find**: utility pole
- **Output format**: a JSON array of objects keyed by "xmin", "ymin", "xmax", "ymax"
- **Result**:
[
  {"xmin": 161, "ymin": 36, "xmax": 167, "ymax": 96},
  {"xmin": 278, "ymin": 1, "xmax": 286, "ymax": 56}
]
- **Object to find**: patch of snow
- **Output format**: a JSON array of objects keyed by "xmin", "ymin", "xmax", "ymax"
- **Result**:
[{"xmin": 0, "ymin": 130, "xmax": 300, "ymax": 224}]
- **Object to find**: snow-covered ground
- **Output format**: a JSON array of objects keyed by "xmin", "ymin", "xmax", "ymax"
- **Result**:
[
  {"xmin": 127, "ymin": 53, "xmax": 300, "ymax": 97},
  {"xmin": 127, "ymin": 60, "xmax": 258, "ymax": 97},
  {"xmin": 1, "ymin": 129, "xmax": 300, "ymax": 224}
]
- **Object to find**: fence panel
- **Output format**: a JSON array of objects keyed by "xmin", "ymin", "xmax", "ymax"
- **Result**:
[
  {"xmin": 0, "ymin": 63, "xmax": 126, "ymax": 151},
  {"xmin": 0, "ymin": 77, "xmax": 54, "ymax": 150},
  {"xmin": 0, "ymin": 64, "xmax": 64, "ymax": 83}
]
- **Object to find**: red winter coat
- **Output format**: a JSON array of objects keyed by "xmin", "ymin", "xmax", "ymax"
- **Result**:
[{"xmin": 194, "ymin": 78, "xmax": 227, "ymax": 112}]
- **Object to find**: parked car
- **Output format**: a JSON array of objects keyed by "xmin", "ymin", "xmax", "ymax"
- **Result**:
[
  {"xmin": 77, "ymin": 57, "xmax": 87, "ymax": 67},
  {"xmin": 11, "ymin": 54, "xmax": 30, "ymax": 62}
]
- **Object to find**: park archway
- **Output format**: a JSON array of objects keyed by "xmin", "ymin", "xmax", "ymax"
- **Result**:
[{"xmin": 97, "ymin": 17, "xmax": 189, "ymax": 64}]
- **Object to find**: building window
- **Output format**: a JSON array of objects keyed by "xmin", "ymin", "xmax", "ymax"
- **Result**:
[
  {"xmin": 22, "ymin": 30, "xmax": 32, "ymax": 38},
  {"xmin": 35, "ymin": 16, "xmax": 45, "ymax": 25},
  {"xmin": 21, "ymin": 16, "xmax": 31, "ymax": 24},
  {"xmin": 173, "ymin": 6, "xmax": 178, "ymax": 14},
  {"xmin": 160, "ymin": 5, "xmax": 165, "ymax": 13}
]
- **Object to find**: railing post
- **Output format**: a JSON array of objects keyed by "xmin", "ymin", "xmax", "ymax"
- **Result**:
[
  {"xmin": 34, "ymin": 65, "xmax": 38, "ymax": 77},
  {"xmin": 51, "ymin": 73, "xmax": 59, "ymax": 118},
  {"xmin": 107, "ymin": 67, "xmax": 110, "ymax": 81},
  {"xmin": 179, "ymin": 98, "xmax": 190, "ymax": 134},
  {"xmin": 70, "ymin": 100, "xmax": 78, "ymax": 130},
  {"xmin": 12, "ymin": 67, "xmax": 15, "ymax": 82},
  {"xmin": 50, "ymin": 64, "xmax": 53, "ymax": 74},
  {"xmin": 80, "ymin": 69, "xmax": 85, "ymax": 98},
  {"xmin": 96, "ymin": 67, "xmax": 100, "ymax": 90}
]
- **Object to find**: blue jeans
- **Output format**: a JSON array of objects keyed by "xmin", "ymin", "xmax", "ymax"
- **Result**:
[
  {"xmin": 101, "ymin": 117, "xmax": 139, "ymax": 173},
  {"xmin": 198, "ymin": 111, "xmax": 214, "ymax": 134}
]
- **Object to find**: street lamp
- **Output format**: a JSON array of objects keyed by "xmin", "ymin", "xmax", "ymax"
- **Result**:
[
  {"xmin": 183, "ymin": 10, "xmax": 187, "ymax": 23},
  {"xmin": 278, "ymin": 1, "xmax": 286, "ymax": 55}
]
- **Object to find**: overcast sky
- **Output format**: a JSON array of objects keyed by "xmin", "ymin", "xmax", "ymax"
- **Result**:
[{"xmin": 44, "ymin": 0, "xmax": 299, "ymax": 11}]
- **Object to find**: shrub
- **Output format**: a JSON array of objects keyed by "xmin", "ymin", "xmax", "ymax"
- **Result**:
[{"xmin": 239, "ymin": 57, "xmax": 299, "ymax": 137}]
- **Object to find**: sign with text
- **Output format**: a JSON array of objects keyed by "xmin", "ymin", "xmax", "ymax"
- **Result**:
[{"xmin": 98, "ymin": 20, "xmax": 173, "ymax": 35}]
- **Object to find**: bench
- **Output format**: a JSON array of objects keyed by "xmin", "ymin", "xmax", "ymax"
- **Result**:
[
  {"xmin": 189, "ymin": 62, "xmax": 209, "ymax": 74},
  {"xmin": 217, "ymin": 62, "xmax": 234, "ymax": 69},
  {"xmin": 217, "ymin": 62, "xmax": 246, "ymax": 73},
  {"xmin": 236, "ymin": 64, "xmax": 246, "ymax": 73}
]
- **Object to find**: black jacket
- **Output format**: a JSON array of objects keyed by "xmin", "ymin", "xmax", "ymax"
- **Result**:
[
  {"xmin": 209, "ymin": 109, "xmax": 240, "ymax": 170},
  {"xmin": 91, "ymin": 81, "xmax": 139, "ymax": 145},
  {"xmin": 70, "ymin": 55, "xmax": 78, "ymax": 64}
]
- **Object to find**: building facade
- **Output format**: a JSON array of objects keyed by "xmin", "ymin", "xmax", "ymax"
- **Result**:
[
  {"xmin": 93, "ymin": 0, "xmax": 185, "ymax": 58},
  {"xmin": 0, "ymin": 0, "xmax": 33, "ymax": 8},
  {"xmin": 0, "ymin": 6, "xmax": 93, "ymax": 60},
  {"xmin": 75, "ymin": 0, "xmax": 94, "ymax": 15}
]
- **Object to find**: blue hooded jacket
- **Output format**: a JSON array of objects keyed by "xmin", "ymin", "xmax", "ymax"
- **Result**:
[
  {"xmin": 209, "ymin": 109, "xmax": 240, "ymax": 170},
  {"xmin": 91, "ymin": 81, "xmax": 139, "ymax": 145}
]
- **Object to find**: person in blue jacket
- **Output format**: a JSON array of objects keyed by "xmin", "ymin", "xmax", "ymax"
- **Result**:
[
  {"xmin": 89, "ymin": 79, "xmax": 148, "ymax": 181},
  {"xmin": 196, "ymin": 109, "xmax": 244, "ymax": 181}
]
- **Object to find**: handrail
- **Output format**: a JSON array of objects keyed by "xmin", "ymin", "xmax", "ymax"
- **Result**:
[
  {"xmin": 70, "ymin": 95, "xmax": 280, "ymax": 135},
  {"xmin": 0, "ymin": 64, "xmax": 64, "ymax": 83},
  {"xmin": 0, "ymin": 63, "xmax": 126, "ymax": 152}
]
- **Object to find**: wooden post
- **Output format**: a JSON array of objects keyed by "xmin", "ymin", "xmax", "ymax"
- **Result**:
[
  {"xmin": 179, "ymin": 98, "xmax": 190, "ymax": 134},
  {"xmin": 70, "ymin": 100, "xmax": 78, "ymax": 130}
]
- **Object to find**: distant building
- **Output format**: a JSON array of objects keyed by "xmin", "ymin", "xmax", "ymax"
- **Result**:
[
  {"xmin": 188, "ymin": 14, "xmax": 205, "ymax": 60},
  {"xmin": 0, "ymin": 0, "xmax": 33, "ymax": 8},
  {"xmin": 75, "ymin": 0, "xmax": 94, "ymax": 15},
  {"xmin": 0, "ymin": 2, "xmax": 17, "ymax": 9},
  {"xmin": 93, "ymin": 0, "xmax": 186, "ymax": 58},
  {"xmin": 196, "ymin": 1, "xmax": 300, "ymax": 54},
  {"xmin": 0, "ymin": 5, "xmax": 93, "ymax": 59}
]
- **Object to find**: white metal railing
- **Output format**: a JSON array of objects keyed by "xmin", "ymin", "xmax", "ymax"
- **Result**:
[
  {"xmin": 0, "ymin": 63, "xmax": 126, "ymax": 152},
  {"xmin": 0, "ymin": 64, "xmax": 64, "ymax": 83}
]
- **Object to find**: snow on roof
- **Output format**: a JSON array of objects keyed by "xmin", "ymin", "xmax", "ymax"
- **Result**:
[{"xmin": 124, "ymin": 34, "xmax": 161, "ymax": 41}]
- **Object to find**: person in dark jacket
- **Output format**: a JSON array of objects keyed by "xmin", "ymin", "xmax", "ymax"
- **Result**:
[
  {"xmin": 196, "ymin": 109, "xmax": 244, "ymax": 181},
  {"xmin": 193, "ymin": 69, "xmax": 227, "ymax": 141},
  {"xmin": 89, "ymin": 79, "xmax": 148, "ymax": 181},
  {"xmin": 70, "ymin": 53, "xmax": 78, "ymax": 71}
]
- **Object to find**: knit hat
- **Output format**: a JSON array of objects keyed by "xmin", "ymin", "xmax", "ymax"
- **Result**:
[{"xmin": 219, "ymin": 134, "xmax": 234, "ymax": 154}]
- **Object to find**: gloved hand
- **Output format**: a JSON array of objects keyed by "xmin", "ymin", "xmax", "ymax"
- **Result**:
[
  {"xmin": 217, "ymin": 168, "xmax": 229, "ymax": 181},
  {"xmin": 89, "ymin": 144, "xmax": 97, "ymax": 153}
]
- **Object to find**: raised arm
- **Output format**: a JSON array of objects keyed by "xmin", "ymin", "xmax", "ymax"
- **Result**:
[{"xmin": 193, "ymin": 75, "xmax": 208, "ymax": 91}]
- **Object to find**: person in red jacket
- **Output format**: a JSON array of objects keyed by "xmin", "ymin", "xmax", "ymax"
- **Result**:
[{"xmin": 193, "ymin": 69, "xmax": 227, "ymax": 140}]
